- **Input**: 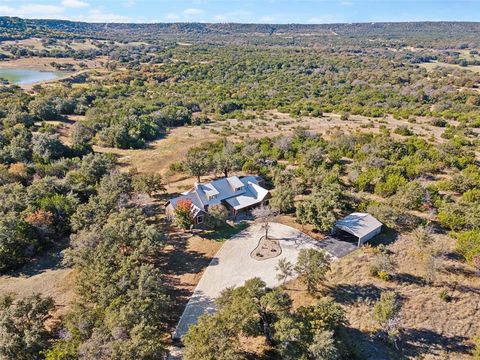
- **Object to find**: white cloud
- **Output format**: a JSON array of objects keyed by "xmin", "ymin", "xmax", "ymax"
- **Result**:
[
  {"xmin": 62, "ymin": 0, "xmax": 90, "ymax": 9},
  {"xmin": 339, "ymin": 1, "xmax": 353, "ymax": 6},
  {"xmin": 1, "ymin": 4, "xmax": 65, "ymax": 18},
  {"xmin": 0, "ymin": 5, "xmax": 15, "ymax": 14},
  {"xmin": 182, "ymin": 8, "xmax": 204, "ymax": 16}
]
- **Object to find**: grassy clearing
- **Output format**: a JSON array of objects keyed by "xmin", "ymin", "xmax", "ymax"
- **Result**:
[
  {"xmin": 0, "ymin": 243, "xmax": 74, "ymax": 320},
  {"xmin": 419, "ymin": 61, "xmax": 480, "ymax": 74}
]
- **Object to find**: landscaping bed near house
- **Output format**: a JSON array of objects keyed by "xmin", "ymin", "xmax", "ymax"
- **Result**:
[{"xmin": 251, "ymin": 235, "xmax": 282, "ymax": 260}]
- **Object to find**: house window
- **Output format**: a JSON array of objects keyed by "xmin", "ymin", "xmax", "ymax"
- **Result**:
[
  {"xmin": 197, "ymin": 215, "xmax": 204, "ymax": 224},
  {"xmin": 208, "ymin": 194, "xmax": 217, "ymax": 201}
]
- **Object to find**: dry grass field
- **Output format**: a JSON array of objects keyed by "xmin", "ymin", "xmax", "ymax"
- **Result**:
[
  {"xmin": 0, "ymin": 56, "xmax": 106, "ymax": 71},
  {"xmin": 0, "ymin": 243, "xmax": 75, "ymax": 320},
  {"xmin": 419, "ymin": 61, "xmax": 480, "ymax": 74},
  {"xmin": 0, "ymin": 38, "xmax": 146, "ymax": 54}
]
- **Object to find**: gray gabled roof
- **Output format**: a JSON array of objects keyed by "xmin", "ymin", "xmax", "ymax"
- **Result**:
[
  {"xmin": 224, "ymin": 182, "xmax": 269, "ymax": 210},
  {"xmin": 335, "ymin": 213, "xmax": 382, "ymax": 239},
  {"xmin": 168, "ymin": 176, "xmax": 268, "ymax": 215}
]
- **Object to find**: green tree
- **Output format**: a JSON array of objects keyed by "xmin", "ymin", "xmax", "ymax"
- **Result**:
[
  {"xmin": 295, "ymin": 184, "xmax": 343, "ymax": 232},
  {"xmin": 271, "ymin": 183, "xmax": 295, "ymax": 214},
  {"xmin": 183, "ymin": 313, "xmax": 245, "ymax": 360},
  {"xmin": 131, "ymin": 171, "xmax": 166, "ymax": 196},
  {"xmin": 60, "ymin": 208, "xmax": 170, "ymax": 359},
  {"xmin": 295, "ymin": 249, "xmax": 331, "ymax": 294},
  {"xmin": 29, "ymin": 97, "xmax": 60, "ymax": 120},
  {"xmin": 70, "ymin": 123, "xmax": 93, "ymax": 155},
  {"xmin": 184, "ymin": 278, "xmax": 346, "ymax": 359},
  {"xmin": 184, "ymin": 149, "xmax": 212, "ymax": 182},
  {"xmin": 276, "ymin": 258, "xmax": 295, "ymax": 285},
  {"xmin": 32, "ymin": 133, "xmax": 66, "ymax": 163},
  {"xmin": 308, "ymin": 330, "xmax": 340, "ymax": 360},
  {"xmin": 0, "ymin": 213, "xmax": 37, "ymax": 271},
  {"xmin": 214, "ymin": 141, "xmax": 242, "ymax": 178},
  {"xmin": 0, "ymin": 293, "xmax": 54, "ymax": 360}
]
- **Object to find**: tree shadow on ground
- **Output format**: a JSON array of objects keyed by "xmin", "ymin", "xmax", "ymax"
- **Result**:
[
  {"xmin": 330, "ymin": 283, "xmax": 383, "ymax": 305},
  {"xmin": 400, "ymin": 328, "xmax": 472, "ymax": 358},
  {"xmin": 392, "ymin": 272, "xmax": 425, "ymax": 286},
  {"xmin": 369, "ymin": 228, "xmax": 399, "ymax": 247},
  {"xmin": 163, "ymin": 275, "xmax": 197, "ymax": 331},
  {"xmin": 156, "ymin": 230, "xmax": 213, "ymax": 276},
  {"xmin": 5, "ymin": 241, "xmax": 68, "ymax": 277},
  {"xmin": 441, "ymin": 264, "xmax": 477, "ymax": 278},
  {"xmin": 339, "ymin": 327, "xmax": 394, "ymax": 360},
  {"xmin": 443, "ymin": 251, "xmax": 464, "ymax": 262}
]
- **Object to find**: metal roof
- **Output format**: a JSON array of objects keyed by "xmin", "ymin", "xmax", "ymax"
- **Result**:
[
  {"xmin": 335, "ymin": 212, "xmax": 382, "ymax": 239},
  {"xmin": 168, "ymin": 176, "xmax": 267, "ymax": 213}
]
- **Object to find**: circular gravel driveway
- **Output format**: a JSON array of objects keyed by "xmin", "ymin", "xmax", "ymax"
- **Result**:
[{"xmin": 172, "ymin": 222, "xmax": 331, "ymax": 340}]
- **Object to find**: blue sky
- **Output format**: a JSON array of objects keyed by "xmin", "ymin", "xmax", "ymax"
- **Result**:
[{"xmin": 0, "ymin": 0, "xmax": 479, "ymax": 23}]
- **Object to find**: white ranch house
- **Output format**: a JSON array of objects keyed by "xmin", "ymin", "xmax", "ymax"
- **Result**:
[{"xmin": 166, "ymin": 176, "xmax": 269, "ymax": 226}]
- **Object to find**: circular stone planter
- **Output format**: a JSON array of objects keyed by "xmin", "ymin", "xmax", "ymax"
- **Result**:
[{"xmin": 250, "ymin": 235, "xmax": 282, "ymax": 261}]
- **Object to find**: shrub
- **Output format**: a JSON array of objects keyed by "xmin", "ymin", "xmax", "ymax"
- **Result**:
[
  {"xmin": 374, "ymin": 174, "xmax": 408, "ymax": 197},
  {"xmin": 438, "ymin": 289, "xmax": 452, "ymax": 302},
  {"xmin": 474, "ymin": 336, "xmax": 480, "ymax": 359},
  {"xmin": 369, "ymin": 253, "xmax": 395, "ymax": 280},
  {"xmin": 456, "ymin": 229, "xmax": 480, "ymax": 262},
  {"xmin": 431, "ymin": 118, "xmax": 447, "ymax": 127},
  {"xmin": 393, "ymin": 126, "xmax": 413, "ymax": 136}
]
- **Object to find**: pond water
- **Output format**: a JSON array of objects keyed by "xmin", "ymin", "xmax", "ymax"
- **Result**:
[{"xmin": 0, "ymin": 68, "xmax": 63, "ymax": 85}]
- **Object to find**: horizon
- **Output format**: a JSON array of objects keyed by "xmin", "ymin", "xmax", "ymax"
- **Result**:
[
  {"xmin": 1, "ymin": 0, "xmax": 479, "ymax": 24},
  {"xmin": 4, "ymin": 16, "xmax": 480, "ymax": 25}
]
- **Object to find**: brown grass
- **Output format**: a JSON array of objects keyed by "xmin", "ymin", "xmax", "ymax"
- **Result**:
[
  {"xmin": 0, "ymin": 244, "xmax": 75, "ymax": 320},
  {"xmin": 0, "ymin": 56, "xmax": 106, "ymax": 71},
  {"xmin": 419, "ymin": 61, "xmax": 480, "ymax": 74}
]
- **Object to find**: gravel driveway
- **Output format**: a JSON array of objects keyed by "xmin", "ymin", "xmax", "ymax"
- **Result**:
[{"xmin": 172, "ymin": 222, "xmax": 331, "ymax": 340}]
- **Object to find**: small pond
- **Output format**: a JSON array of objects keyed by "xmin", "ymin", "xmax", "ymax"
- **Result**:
[{"xmin": 0, "ymin": 68, "xmax": 63, "ymax": 85}]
